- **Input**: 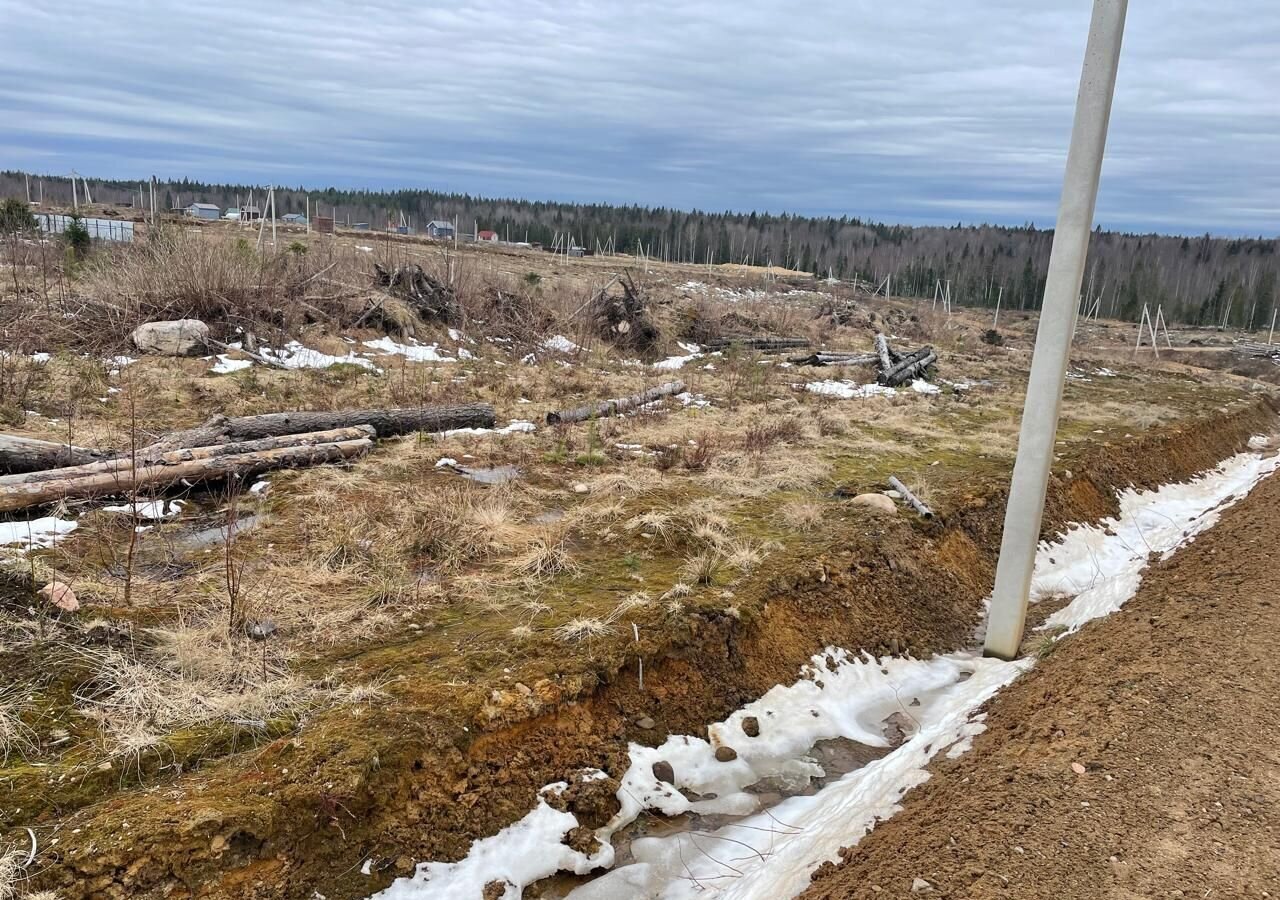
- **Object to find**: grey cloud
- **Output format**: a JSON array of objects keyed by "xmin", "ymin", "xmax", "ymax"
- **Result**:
[{"xmin": 1, "ymin": 0, "xmax": 1277, "ymax": 233}]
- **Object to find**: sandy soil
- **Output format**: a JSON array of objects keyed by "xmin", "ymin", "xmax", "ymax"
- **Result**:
[{"xmin": 799, "ymin": 448, "xmax": 1280, "ymax": 899}]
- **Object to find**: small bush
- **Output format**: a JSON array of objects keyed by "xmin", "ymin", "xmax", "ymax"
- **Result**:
[
  {"xmin": 64, "ymin": 213, "xmax": 91, "ymax": 258},
  {"xmin": 0, "ymin": 197, "xmax": 37, "ymax": 234}
]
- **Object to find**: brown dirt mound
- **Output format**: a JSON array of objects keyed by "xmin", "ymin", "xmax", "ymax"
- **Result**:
[{"xmin": 800, "ymin": 448, "xmax": 1280, "ymax": 900}]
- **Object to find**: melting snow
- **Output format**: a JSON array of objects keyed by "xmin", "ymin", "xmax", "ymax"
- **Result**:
[
  {"xmin": 804, "ymin": 381, "xmax": 896, "ymax": 400},
  {"xmin": 101, "ymin": 499, "xmax": 185, "ymax": 520},
  {"xmin": 437, "ymin": 420, "xmax": 537, "ymax": 438},
  {"xmin": 0, "ymin": 516, "xmax": 78, "ymax": 549},
  {"xmin": 653, "ymin": 342, "xmax": 702, "ymax": 370},
  {"xmin": 263, "ymin": 341, "xmax": 379, "ymax": 371},
  {"xmin": 210, "ymin": 355, "xmax": 252, "ymax": 374},
  {"xmin": 544, "ymin": 335, "xmax": 581, "ymax": 353},
  {"xmin": 363, "ymin": 338, "xmax": 457, "ymax": 363}
]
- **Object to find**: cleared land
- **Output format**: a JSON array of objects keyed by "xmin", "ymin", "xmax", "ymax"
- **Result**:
[{"xmin": 0, "ymin": 214, "xmax": 1275, "ymax": 898}]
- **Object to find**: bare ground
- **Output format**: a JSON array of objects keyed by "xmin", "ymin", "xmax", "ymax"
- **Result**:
[{"xmin": 800, "ymin": 441, "xmax": 1280, "ymax": 900}]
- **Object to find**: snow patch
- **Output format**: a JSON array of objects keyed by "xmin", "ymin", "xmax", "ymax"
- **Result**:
[
  {"xmin": 263, "ymin": 341, "xmax": 379, "ymax": 371},
  {"xmin": 804, "ymin": 380, "xmax": 896, "ymax": 400},
  {"xmin": 101, "ymin": 499, "xmax": 186, "ymax": 521},
  {"xmin": 0, "ymin": 516, "xmax": 78, "ymax": 549},
  {"xmin": 363, "ymin": 338, "xmax": 457, "ymax": 363},
  {"xmin": 543, "ymin": 335, "xmax": 581, "ymax": 354},
  {"xmin": 210, "ymin": 355, "xmax": 252, "ymax": 374},
  {"xmin": 653, "ymin": 342, "xmax": 702, "ymax": 370}
]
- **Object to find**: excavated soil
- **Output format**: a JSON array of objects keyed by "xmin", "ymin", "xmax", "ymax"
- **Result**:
[
  {"xmin": 18, "ymin": 397, "xmax": 1277, "ymax": 899},
  {"xmin": 800, "ymin": 436, "xmax": 1280, "ymax": 899}
]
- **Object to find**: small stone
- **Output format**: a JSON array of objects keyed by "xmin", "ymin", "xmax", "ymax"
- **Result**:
[
  {"xmin": 1064, "ymin": 469, "xmax": 1074, "ymax": 480},
  {"xmin": 652, "ymin": 760, "xmax": 675, "ymax": 784},
  {"xmin": 911, "ymin": 877, "xmax": 933, "ymax": 893},
  {"xmin": 210, "ymin": 835, "xmax": 227, "ymax": 853},
  {"xmin": 39, "ymin": 580, "xmax": 79, "ymax": 613},
  {"xmin": 245, "ymin": 619, "xmax": 277, "ymax": 641},
  {"xmin": 850, "ymin": 493, "xmax": 897, "ymax": 515},
  {"xmin": 636, "ymin": 716, "xmax": 656, "ymax": 730},
  {"xmin": 883, "ymin": 489, "xmax": 903, "ymax": 500},
  {"xmin": 395, "ymin": 856, "xmax": 414, "ymax": 873},
  {"xmin": 714, "ymin": 746, "xmax": 738, "ymax": 762},
  {"xmin": 572, "ymin": 482, "xmax": 589, "ymax": 494},
  {"xmin": 1071, "ymin": 762, "xmax": 1087, "ymax": 775},
  {"xmin": 741, "ymin": 716, "xmax": 760, "ymax": 738}
]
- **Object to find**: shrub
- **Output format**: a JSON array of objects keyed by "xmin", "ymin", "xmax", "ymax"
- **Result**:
[
  {"xmin": 63, "ymin": 213, "xmax": 91, "ymax": 258},
  {"xmin": 0, "ymin": 197, "xmax": 37, "ymax": 234}
]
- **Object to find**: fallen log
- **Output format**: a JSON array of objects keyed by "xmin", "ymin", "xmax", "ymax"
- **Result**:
[
  {"xmin": 874, "ymin": 333, "xmax": 893, "ymax": 377},
  {"xmin": 889, "ymin": 476, "xmax": 934, "ymax": 519},
  {"xmin": 0, "ymin": 427, "xmax": 376, "ymax": 488},
  {"xmin": 788, "ymin": 352, "xmax": 879, "ymax": 367},
  {"xmin": 0, "ymin": 438, "xmax": 372, "ymax": 514},
  {"xmin": 703, "ymin": 336, "xmax": 810, "ymax": 353},
  {"xmin": 141, "ymin": 404, "xmax": 495, "ymax": 455},
  {"xmin": 879, "ymin": 346, "xmax": 937, "ymax": 387},
  {"xmin": 0, "ymin": 435, "xmax": 109, "ymax": 475},
  {"xmin": 547, "ymin": 381, "xmax": 686, "ymax": 425}
]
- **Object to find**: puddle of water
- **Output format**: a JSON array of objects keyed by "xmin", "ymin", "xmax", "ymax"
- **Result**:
[
  {"xmin": 456, "ymin": 465, "xmax": 521, "ymax": 485},
  {"xmin": 174, "ymin": 513, "xmax": 266, "ymax": 551}
]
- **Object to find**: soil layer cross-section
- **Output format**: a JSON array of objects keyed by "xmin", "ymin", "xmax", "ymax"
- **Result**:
[{"xmin": 800, "ymin": 456, "xmax": 1280, "ymax": 900}]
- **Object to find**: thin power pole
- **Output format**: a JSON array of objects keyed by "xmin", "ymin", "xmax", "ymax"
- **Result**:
[{"xmin": 985, "ymin": 0, "xmax": 1128, "ymax": 661}]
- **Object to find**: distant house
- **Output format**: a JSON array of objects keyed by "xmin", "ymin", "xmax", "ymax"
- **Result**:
[
  {"xmin": 185, "ymin": 202, "xmax": 221, "ymax": 221},
  {"xmin": 477, "ymin": 230, "xmax": 498, "ymax": 242},
  {"xmin": 241, "ymin": 205, "xmax": 262, "ymax": 221},
  {"xmin": 223, "ymin": 207, "xmax": 241, "ymax": 221},
  {"xmin": 281, "ymin": 213, "xmax": 306, "ymax": 225},
  {"xmin": 426, "ymin": 220, "xmax": 455, "ymax": 239}
]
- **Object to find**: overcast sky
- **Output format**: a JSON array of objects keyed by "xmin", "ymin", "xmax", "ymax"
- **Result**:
[{"xmin": 2, "ymin": 1, "xmax": 1277, "ymax": 235}]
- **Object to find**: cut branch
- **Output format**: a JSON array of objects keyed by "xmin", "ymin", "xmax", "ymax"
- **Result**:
[
  {"xmin": 889, "ymin": 476, "xmax": 934, "ymax": 518},
  {"xmin": 547, "ymin": 381, "xmax": 686, "ymax": 425}
]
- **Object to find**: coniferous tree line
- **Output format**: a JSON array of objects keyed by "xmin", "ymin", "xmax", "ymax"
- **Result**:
[{"xmin": 5, "ymin": 170, "xmax": 1277, "ymax": 329}]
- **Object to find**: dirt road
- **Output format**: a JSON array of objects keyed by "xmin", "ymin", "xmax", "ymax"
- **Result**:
[{"xmin": 800, "ymin": 460, "xmax": 1280, "ymax": 899}]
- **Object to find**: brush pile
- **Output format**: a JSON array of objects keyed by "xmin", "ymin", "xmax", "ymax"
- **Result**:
[
  {"xmin": 374, "ymin": 262, "xmax": 460, "ymax": 324},
  {"xmin": 587, "ymin": 272, "xmax": 660, "ymax": 353}
]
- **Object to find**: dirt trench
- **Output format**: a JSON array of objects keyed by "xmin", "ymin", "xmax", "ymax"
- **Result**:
[
  {"xmin": 798, "ymin": 415, "xmax": 1280, "ymax": 900},
  {"xmin": 20, "ymin": 396, "xmax": 1278, "ymax": 900}
]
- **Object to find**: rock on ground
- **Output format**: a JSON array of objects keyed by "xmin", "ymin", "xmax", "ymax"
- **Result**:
[{"xmin": 131, "ymin": 319, "xmax": 209, "ymax": 356}]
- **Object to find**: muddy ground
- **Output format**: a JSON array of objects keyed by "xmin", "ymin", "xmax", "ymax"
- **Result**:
[{"xmin": 800, "ymin": 423, "xmax": 1280, "ymax": 900}]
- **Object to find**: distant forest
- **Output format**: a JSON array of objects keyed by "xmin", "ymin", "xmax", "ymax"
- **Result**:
[{"xmin": 5, "ymin": 170, "xmax": 1278, "ymax": 329}]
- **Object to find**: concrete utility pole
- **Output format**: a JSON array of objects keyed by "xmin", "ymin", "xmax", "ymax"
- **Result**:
[{"xmin": 985, "ymin": 0, "xmax": 1128, "ymax": 661}]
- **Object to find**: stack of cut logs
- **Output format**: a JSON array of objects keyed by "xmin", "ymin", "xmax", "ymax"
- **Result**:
[
  {"xmin": 789, "ymin": 333, "xmax": 937, "ymax": 387},
  {"xmin": 0, "ymin": 405, "xmax": 495, "ymax": 514}
]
